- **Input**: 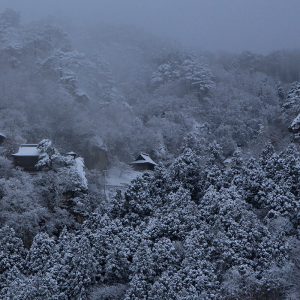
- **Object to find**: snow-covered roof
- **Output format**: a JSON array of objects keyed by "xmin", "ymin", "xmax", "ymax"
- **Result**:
[
  {"xmin": 290, "ymin": 114, "xmax": 300, "ymax": 132},
  {"xmin": 131, "ymin": 153, "xmax": 157, "ymax": 166},
  {"xmin": 12, "ymin": 144, "xmax": 40, "ymax": 157},
  {"xmin": 223, "ymin": 157, "xmax": 233, "ymax": 165},
  {"xmin": 66, "ymin": 151, "xmax": 77, "ymax": 156},
  {"xmin": 0, "ymin": 132, "xmax": 6, "ymax": 138}
]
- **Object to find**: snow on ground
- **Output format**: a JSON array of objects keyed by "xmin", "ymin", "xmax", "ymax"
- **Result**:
[
  {"xmin": 106, "ymin": 166, "xmax": 142, "ymax": 188},
  {"xmin": 104, "ymin": 165, "xmax": 142, "ymax": 200},
  {"xmin": 74, "ymin": 157, "xmax": 88, "ymax": 190}
]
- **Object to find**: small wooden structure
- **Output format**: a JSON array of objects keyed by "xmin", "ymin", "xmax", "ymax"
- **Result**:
[
  {"xmin": 130, "ymin": 153, "xmax": 157, "ymax": 171},
  {"xmin": 0, "ymin": 133, "xmax": 6, "ymax": 145},
  {"xmin": 66, "ymin": 151, "xmax": 78, "ymax": 159},
  {"xmin": 12, "ymin": 144, "xmax": 40, "ymax": 171}
]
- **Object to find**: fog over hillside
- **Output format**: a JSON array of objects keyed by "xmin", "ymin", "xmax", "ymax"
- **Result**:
[
  {"xmin": 1, "ymin": 0, "xmax": 300, "ymax": 52},
  {"xmin": 1, "ymin": 2, "xmax": 300, "ymax": 300}
]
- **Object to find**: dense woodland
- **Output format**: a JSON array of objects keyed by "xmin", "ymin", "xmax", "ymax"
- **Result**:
[{"xmin": 1, "ymin": 9, "xmax": 300, "ymax": 299}]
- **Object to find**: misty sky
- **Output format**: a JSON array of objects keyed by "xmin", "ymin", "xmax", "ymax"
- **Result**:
[{"xmin": 1, "ymin": 0, "xmax": 300, "ymax": 53}]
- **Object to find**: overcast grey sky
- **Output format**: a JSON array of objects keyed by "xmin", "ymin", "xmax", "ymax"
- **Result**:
[{"xmin": 1, "ymin": 0, "xmax": 300, "ymax": 53}]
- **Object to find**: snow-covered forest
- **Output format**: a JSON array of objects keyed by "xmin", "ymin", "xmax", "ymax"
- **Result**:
[{"xmin": 1, "ymin": 5, "xmax": 300, "ymax": 299}]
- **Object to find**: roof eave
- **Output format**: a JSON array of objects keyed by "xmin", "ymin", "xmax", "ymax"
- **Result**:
[
  {"xmin": 12, "ymin": 154, "xmax": 40, "ymax": 157},
  {"xmin": 130, "ymin": 161, "xmax": 157, "ymax": 166}
]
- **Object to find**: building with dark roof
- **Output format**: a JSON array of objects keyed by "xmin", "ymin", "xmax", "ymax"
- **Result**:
[
  {"xmin": 130, "ymin": 153, "xmax": 157, "ymax": 171},
  {"xmin": 12, "ymin": 144, "xmax": 40, "ymax": 170}
]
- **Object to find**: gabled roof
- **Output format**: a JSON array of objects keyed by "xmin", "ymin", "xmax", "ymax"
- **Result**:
[
  {"xmin": 131, "ymin": 153, "xmax": 157, "ymax": 166},
  {"xmin": 0, "ymin": 132, "xmax": 6, "ymax": 138},
  {"xmin": 12, "ymin": 144, "xmax": 40, "ymax": 157}
]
